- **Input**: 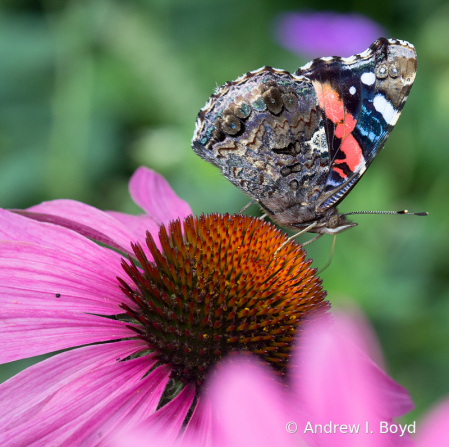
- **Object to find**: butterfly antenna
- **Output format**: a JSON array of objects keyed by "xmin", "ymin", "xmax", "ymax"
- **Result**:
[
  {"xmin": 343, "ymin": 210, "xmax": 428, "ymax": 217},
  {"xmin": 317, "ymin": 234, "xmax": 337, "ymax": 274}
]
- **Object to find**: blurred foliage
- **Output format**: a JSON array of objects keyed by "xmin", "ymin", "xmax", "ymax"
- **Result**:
[{"xmin": 0, "ymin": 0, "xmax": 448, "ymax": 423}]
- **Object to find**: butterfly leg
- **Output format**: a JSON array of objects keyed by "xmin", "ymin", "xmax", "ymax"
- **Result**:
[
  {"xmin": 238, "ymin": 199, "xmax": 257, "ymax": 214},
  {"xmin": 300, "ymin": 233, "xmax": 323, "ymax": 247},
  {"xmin": 317, "ymin": 235, "xmax": 337, "ymax": 274},
  {"xmin": 274, "ymin": 221, "xmax": 318, "ymax": 256},
  {"xmin": 238, "ymin": 201, "xmax": 269, "ymax": 221}
]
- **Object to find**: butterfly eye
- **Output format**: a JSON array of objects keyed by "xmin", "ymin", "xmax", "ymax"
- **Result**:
[
  {"xmin": 389, "ymin": 64, "xmax": 399, "ymax": 78},
  {"xmin": 375, "ymin": 64, "xmax": 388, "ymax": 79},
  {"xmin": 328, "ymin": 215, "xmax": 340, "ymax": 229}
]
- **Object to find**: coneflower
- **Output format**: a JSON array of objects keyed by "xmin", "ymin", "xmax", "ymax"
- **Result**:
[{"xmin": 0, "ymin": 167, "xmax": 328, "ymax": 447}]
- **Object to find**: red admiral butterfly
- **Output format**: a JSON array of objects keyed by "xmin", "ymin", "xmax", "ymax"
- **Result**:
[{"xmin": 192, "ymin": 38, "xmax": 425, "ymax": 235}]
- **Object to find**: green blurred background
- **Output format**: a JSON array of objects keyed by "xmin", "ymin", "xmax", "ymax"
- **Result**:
[{"xmin": 0, "ymin": 0, "xmax": 448, "ymax": 423}]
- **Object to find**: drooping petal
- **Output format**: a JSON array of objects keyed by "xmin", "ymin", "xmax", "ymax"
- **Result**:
[
  {"xmin": 0, "ymin": 209, "xmax": 125, "ymax": 279},
  {"xmin": 25, "ymin": 199, "xmax": 139, "ymax": 254},
  {"xmin": 0, "ymin": 352, "xmax": 170, "ymax": 447},
  {"xmin": 0, "ymin": 240, "xmax": 130, "ymax": 318},
  {"xmin": 0, "ymin": 340, "xmax": 147, "ymax": 432},
  {"xmin": 129, "ymin": 167, "xmax": 192, "ymax": 225},
  {"xmin": 293, "ymin": 317, "xmax": 413, "ymax": 447},
  {"xmin": 0, "ymin": 309, "xmax": 138, "ymax": 362}
]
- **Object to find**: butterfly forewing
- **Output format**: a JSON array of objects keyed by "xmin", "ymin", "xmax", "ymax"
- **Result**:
[{"xmin": 296, "ymin": 38, "xmax": 417, "ymax": 212}]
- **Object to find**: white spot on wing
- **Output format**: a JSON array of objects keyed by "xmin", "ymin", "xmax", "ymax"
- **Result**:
[
  {"xmin": 361, "ymin": 72, "xmax": 375, "ymax": 86},
  {"xmin": 390, "ymin": 111, "xmax": 401, "ymax": 126},
  {"xmin": 349, "ymin": 86, "xmax": 356, "ymax": 95},
  {"xmin": 373, "ymin": 94, "xmax": 397, "ymax": 124}
]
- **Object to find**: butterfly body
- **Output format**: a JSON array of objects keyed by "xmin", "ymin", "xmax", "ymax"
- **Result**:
[{"xmin": 192, "ymin": 38, "xmax": 417, "ymax": 234}]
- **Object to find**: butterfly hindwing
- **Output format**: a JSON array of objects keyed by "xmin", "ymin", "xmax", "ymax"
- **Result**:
[
  {"xmin": 192, "ymin": 67, "xmax": 332, "ymax": 214},
  {"xmin": 296, "ymin": 38, "xmax": 417, "ymax": 212}
]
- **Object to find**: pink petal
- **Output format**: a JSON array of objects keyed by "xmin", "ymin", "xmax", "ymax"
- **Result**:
[
  {"xmin": 0, "ymin": 340, "xmax": 147, "ymax": 432},
  {"xmin": 0, "ymin": 353, "xmax": 169, "ymax": 447},
  {"xmin": 129, "ymin": 167, "xmax": 192, "ymax": 225},
  {"xmin": 13, "ymin": 209, "xmax": 134, "ymax": 257},
  {"xmin": 25, "ymin": 199, "xmax": 139, "ymax": 254},
  {"xmin": 208, "ymin": 358, "xmax": 296, "ymax": 447},
  {"xmin": 415, "ymin": 399, "xmax": 449, "ymax": 446},
  {"xmin": 0, "ymin": 284, "xmax": 119, "ymax": 317},
  {"xmin": 106, "ymin": 212, "xmax": 160, "ymax": 242},
  {"xmin": 111, "ymin": 394, "xmax": 212, "ymax": 447},
  {"xmin": 293, "ymin": 318, "xmax": 413, "ymax": 447},
  {"xmin": 106, "ymin": 211, "xmax": 163, "ymax": 258},
  {"xmin": 0, "ymin": 309, "xmax": 138, "ymax": 362},
  {"xmin": 0, "ymin": 209, "xmax": 125, "ymax": 273},
  {"xmin": 109, "ymin": 432, "xmax": 169, "ymax": 447},
  {"xmin": 59, "ymin": 366, "xmax": 171, "ymax": 447},
  {"xmin": 0, "ymin": 240, "xmax": 130, "ymax": 317},
  {"xmin": 332, "ymin": 311, "xmax": 412, "ymax": 418},
  {"xmin": 333, "ymin": 308, "xmax": 386, "ymax": 369}
]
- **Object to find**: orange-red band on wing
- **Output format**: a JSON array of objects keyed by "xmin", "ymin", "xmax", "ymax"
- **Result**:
[
  {"xmin": 315, "ymin": 83, "xmax": 345, "ymax": 123},
  {"xmin": 335, "ymin": 116, "xmax": 356, "ymax": 138},
  {"xmin": 314, "ymin": 81, "xmax": 363, "ymax": 172},
  {"xmin": 332, "ymin": 166, "xmax": 347, "ymax": 179},
  {"xmin": 340, "ymin": 134, "xmax": 363, "ymax": 171}
]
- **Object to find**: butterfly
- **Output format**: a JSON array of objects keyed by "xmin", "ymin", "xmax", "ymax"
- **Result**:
[{"xmin": 191, "ymin": 38, "xmax": 422, "ymax": 235}]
